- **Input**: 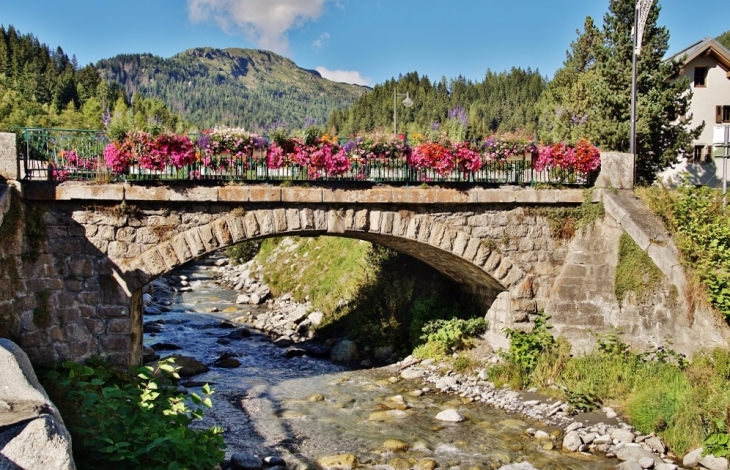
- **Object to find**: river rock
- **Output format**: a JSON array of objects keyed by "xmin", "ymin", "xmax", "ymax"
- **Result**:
[
  {"xmin": 231, "ymin": 452, "xmax": 263, "ymax": 470},
  {"xmin": 317, "ymin": 454, "xmax": 359, "ymax": 469},
  {"xmin": 655, "ymin": 464, "xmax": 678, "ymax": 470},
  {"xmin": 611, "ymin": 428, "xmax": 636, "ymax": 444},
  {"xmin": 217, "ymin": 338, "xmax": 231, "ymax": 345},
  {"xmin": 400, "ymin": 367, "xmax": 425, "ymax": 380},
  {"xmin": 220, "ymin": 320, "xmax": 237, "ymax": 329},
  {"xmin": 383, "ymin": 439, "xmax": 409, "ymax": 452},
  {"xmin": 284, "ymin": 348, "xmax": 306, "ymax": 359},
  {"xmin": 374, "ymin": 345, "xmax": 395, "ymax": 360},
  {"xmin": 308, "ymin": 310, "xmax": 324, "ymax": 326},
  {"xmin": 250, "ymin": 293, "xmax": 262, "ymax": 304},
  {"xmin": 498, "ymin": 463, "xmax": 538, "ymax": 470},
  {"xmin": 236, "ymin": 294, "xmax": 251, "ymax": 304},
  {"xmin": 143, "ymin": 293, "xmax": 153, "ymax": 305},
  {"xmin": 388, "ymin": 457, "xmax": 410, "ymax": 470},
  {"xmin": 416, "ymin": 459, "xmax": 437, "ymax": 470},
  {"xmin": 0, "ymin": 339, "xmax": 76, "ymax": 469},
  {"xmin": 274, "ymin": 336, "xmax": 293, "ymax": 348},
  {"xmin": 562, "ymin": 430, "xmax": 582, "ymax": 452},
  {"xmin": 150, "ymin": 342, "xmax": 183, "ymax": 351},
  {"xmin": 615, "ymin": 462, "xmax": 643, "ymax": 470},
  {"xmin": 264, "ymin": 456, "xmax": 286, "ymax": 466},
  {"xmin": 646, "ymin": 436, "xmax": 666, "ymax": 454},
  {"xmin": 227, "ymin": 328, "xmax": 251, "ymax": 340},
  {"xmin": 144, "ymin": 306, "xmax": 165, "ymax": 315},
  {"xmin": 700, "ymin": 455, "xmax": 730, "ymax": 470},
  {"xmin": 331, "ymin": 340, "xmax": 359, "ymax": 364},
  {"xmin": 368, "ymin": 410, "xmax": 408, "ymax": 421},
  {"xmin": 435, "ymin": 409, "xmax": 465, "ymax": 422},
  {"xmin": 143, "ymin": 322, "xmax": 163, "ymax": 333},
  {"xmin": 163, "ymin": 355, "xmax": 210, "ymax": 377},
  {"xmin": 683, "ymin": 448, "xmax": 704, "ymax": 467},
  {"xmin": 215, "ymin": 358, "xmax": 242, "ymax": 368},
  {"xmin": 616, "ymin": 445, "xmax": 663, "ymax": 464}
]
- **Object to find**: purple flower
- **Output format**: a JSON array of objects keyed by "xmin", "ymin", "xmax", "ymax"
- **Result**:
[
  {"xmin": 431, "ymin": 121, "xmax": 440, "ymax": 131},
  {"xmin": 197, "ymin": 134, "xmax": 211, "ymax": 150},
  {"xmin": 448, "ymin": 105, "xmax": 468, "ymax": 127},
  {"xmin": 252, "ymin": 136, "xmax": 268, "ymax": 149},
  {"xmin": 304, "ymin": 117, "xmax": 316, "ymax": 128},
  {"xmin": 343, "ymin": 140, "xmax": 358, "ymax": 153}
]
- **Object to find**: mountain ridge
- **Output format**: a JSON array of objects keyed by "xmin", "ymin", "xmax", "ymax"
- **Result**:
[{"xmin": 97, "ymin": 47, "xmax": 368, "ymax": 131}]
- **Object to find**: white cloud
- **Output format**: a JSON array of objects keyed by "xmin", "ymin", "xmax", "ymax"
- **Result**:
[
  {"xmin": 312, "ymin": 32, "xmax": 330, "ymax": 49},
  {"xmin": 187, "ymin": 0, "xmax": 330, "ymax": 54},
  {"xmin": 315, "ymin": 66, "xmax": 372, "ymax": 86}
]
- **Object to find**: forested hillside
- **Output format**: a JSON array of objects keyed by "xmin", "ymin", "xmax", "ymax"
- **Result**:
[
  {"xmin": 327, "ymin": 69, "xmax": 545, "ymax": 138},
  {"xmin": 97, "ymin": 48, "xmax": 368, "ymax": 132},
  {"xmin": 0, "ymin": 25, "xmax": 127, "ymax": 130}
]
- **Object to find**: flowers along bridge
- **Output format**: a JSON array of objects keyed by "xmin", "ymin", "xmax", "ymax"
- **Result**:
[{"xmin": 5, "ymin": 128, "xmax": 720, "ymax": 369}]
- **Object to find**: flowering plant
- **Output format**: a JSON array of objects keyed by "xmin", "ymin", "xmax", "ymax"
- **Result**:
[
  {"xmin": 151, "ymin": 134, "xmax": 195, "ymax": 169},
  {"xmin": 482, "ymin": 136, "xmax": 537, "ymax": 162},
  {"xmin": 410, "ymin": 142, "xmax": 455, "ymax": 176},
  {"xmin": 58, "ymin": 150, "xmax": 97, "ymax": 172},
  {"xmin": 534, "ymin": 139, "xmax": 600, "ymax": 173}
]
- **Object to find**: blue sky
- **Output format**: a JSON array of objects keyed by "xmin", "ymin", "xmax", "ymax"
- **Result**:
[{"xmin": 3, "ymin": 1, "xmax": 728, "ymax": 87}]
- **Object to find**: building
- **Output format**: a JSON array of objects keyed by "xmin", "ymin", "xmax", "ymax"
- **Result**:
[{"xmin": 659, "ymin": 37, "xmax": 730, "ymax": 187}]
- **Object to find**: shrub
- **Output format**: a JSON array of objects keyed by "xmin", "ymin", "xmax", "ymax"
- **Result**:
[
  {"xmin": 40, "ymin": 358, "xmax": 225, "ymax": 470},
  {"xmin": 225, "ymin": 240, "xmax": 260, "ymax": 265},
  {"xmin": 413, "ymin": 317, "xmax": 488, "ymax": 361}
]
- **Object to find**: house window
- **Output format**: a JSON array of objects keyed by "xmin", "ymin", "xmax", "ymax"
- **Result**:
[
  {"xmin": 694, "ymin": 66, "xmax": 708, "ymax": 87},
  {"xmin": 717, "ymin": 105, "xmax": 730, "ymax": 123},
  {"xmin": 692, "ymin": 145, "xmax": 704, "ymax": 162}
]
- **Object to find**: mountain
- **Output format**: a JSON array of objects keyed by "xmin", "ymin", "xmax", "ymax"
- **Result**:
[{"xmin": 97, "ymin": 47, "xmax": 369, "ymax": 132}]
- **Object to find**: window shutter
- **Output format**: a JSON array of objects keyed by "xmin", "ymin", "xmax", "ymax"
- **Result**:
[{"xmin": 718, "ymin": 105, "xmax": 723, "ymax": 123}]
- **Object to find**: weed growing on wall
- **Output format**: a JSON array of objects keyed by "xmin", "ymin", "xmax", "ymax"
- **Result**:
[
  {"xmin": 614, "ymin": 231, "xmax": 663, "ymax": 306},
  {"xmin": 527, "ymin": 189, "xmax": 604, "ymax": 240},
  {"xmin": 637, "ymin": 185, "xmax": 730, "ymax": 319}
]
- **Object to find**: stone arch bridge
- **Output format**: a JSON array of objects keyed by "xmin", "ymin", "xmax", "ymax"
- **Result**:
[{"xmin": 3, "ymin": 182, "xmax": 590, "ymax": 365}]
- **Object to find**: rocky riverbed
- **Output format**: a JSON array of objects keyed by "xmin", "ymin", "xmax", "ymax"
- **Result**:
[{"xmin": 140, "ymin": 253, "xmax": 718, "ymax": 470}]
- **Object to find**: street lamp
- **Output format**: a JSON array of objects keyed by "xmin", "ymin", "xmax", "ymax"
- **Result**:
[
  {"xmin": 630, "ymin": 0, "xmax": 654, "ymax": 186},
  {"xmin": 393, "ymin": 89, "xmax": 414, "ymax": 135}
]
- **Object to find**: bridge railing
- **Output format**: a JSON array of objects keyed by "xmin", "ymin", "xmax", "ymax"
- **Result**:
[{"xmin": 14, "ymin": 128, "xmax": 596, "ymax": 186}]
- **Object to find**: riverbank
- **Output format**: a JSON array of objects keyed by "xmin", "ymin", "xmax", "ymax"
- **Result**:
[{"xmin": 137, "ymin": 252, "xmax": 719, "ymax": 470}]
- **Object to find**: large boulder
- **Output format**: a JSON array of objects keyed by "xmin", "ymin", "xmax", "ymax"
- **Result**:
[
  {"xmin": 330, "ymin": 340, "xmax": 359, "ymax": 364},
  {"xmin": 0, "ymin": 339, "xmax": 75, "ymax": 469}
]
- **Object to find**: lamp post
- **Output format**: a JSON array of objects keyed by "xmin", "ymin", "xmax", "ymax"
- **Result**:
[
  {"xmin": 393, "ymin": 89, "xmax": 414, "ymax": 135},
  {"xmin": 630, "ymin": 0, "xmax": 654, "ymax": 186}
]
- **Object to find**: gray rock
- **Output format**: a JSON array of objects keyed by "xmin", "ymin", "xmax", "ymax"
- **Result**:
[
  {"xmin": 227, "ymin": 328, "xmax": 251, "ymax": 340},
  {"xmin": 264, "ymin": 456, "xmax": 286, "ymax": 466},
  {"xmin": 250, "ymin": 293, "xmax": 262, "ymax": 305},
  {"xmin": 374, "ymin": 345, "xmax": 395, "ymax": 360},
  {"xmin": 436, "ymin": 376, "xmax": 458, "ymax": 390},
  {"xmin": 612, "ymin": 428, "xmax": 636, "ymax": 444},
  {"xmin": 565, "ymin": 422, "xmax": 583, "ymax": 433},
  {"xmin": 144, "ymin": 306, "xmax": 164, "ymax": 315},
  {"xmin": 654, "ymin": 464, "xmax": 677, "ymax": 470},
  {"xmin": 646, "ymin": 436, "xmax": 666, "ymax": 454},
  {"xmin": 163, "ymin": 355, "xmax": 210, "ymax": 377},
  {"xmin": 0, "ymin": 414, "xmax": 76, "ymax": 470},
  {"xmin": 308, "ymin": 311, "xmax": 324, "ymax": 326},
  {"xmin": 150, "ymin": 342, "xmax": 182, "ymax": 351},
  {"xmin": 0, "ymin": 339, "xmax": 75, "ymax": 469},
  {"xmin": 562, "ymin": 430, "xmax": 582, "ymax": 452},
  {"xmin": 330, "ymin": 340, "xmax": 359, "ymax": 364},
  {"xmin": 236, "ymin": 294, "xmax": 251, "ymax": 304},
  {"xmin": 699, "ymin": 455, "xmax": 729, "ymax": 470},
  {"xmin": 274, "ymin": 336, "xmax": 293, "ymax": 348},
  {"xmin": 214, "ymin": 358, "xmax": 242, "ymax": 368},
  {"xmin": 401, "ymin": 368, "xmax": 425, "ymax": 380},
  {"xmin": 638, "ymin": 457, "xmax": 656, "ymax": 468},
  {"xmin": 683, "ymin": 448, "xmax": 704, "ymax": 468},
  {"xmin": 497, "ymin": 463, "xmax": 538, "ymax": 470},
  {"xmin": 285, "ymin": 348, "xmax": 307, "ymax": 359},
  {"xmin": 616, "ymin": 462, "xmax": 643, "ymax": 470},
  {"xmin": 231, "ymin": 452, "xmax": 264, "ymax": 470},
  {"xmin": 435, "ymin": 409, "xmax": 465, "ymax": 422},
  {"xmin": 616, "ymin": 445, "xmax": 662, "ymax": 464}
]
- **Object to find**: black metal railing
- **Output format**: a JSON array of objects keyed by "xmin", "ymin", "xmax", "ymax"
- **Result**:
[{"xmin": 14, "ymin": 128, "xmax": 596, "ymax": 186}]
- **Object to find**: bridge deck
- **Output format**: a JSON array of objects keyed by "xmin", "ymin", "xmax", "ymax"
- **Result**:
[{"xmin": 22, "ymin": 182, "xmax": 586, "ymax": 204}]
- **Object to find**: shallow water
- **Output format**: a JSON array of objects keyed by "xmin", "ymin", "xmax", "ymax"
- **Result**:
[{"xmin": 144, "ymin": 261, "xmax": 615, "ymax": 469}]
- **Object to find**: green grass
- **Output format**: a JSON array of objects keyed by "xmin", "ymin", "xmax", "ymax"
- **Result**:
[{"xmin": 614, "ymin": 231, "xmax": 663, "ymax": 306}]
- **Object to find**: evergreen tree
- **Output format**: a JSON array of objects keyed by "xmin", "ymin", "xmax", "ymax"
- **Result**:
[
  {"xmin": 717, "ymin": 29, "xmax": 730, "ymax": 50},
  {"xmin": 591, "ymin": 0, "xmax": 699, "ymax": 183}
]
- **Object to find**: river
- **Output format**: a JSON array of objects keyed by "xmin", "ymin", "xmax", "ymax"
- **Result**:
[{"xmin": 143, "ymin": 256, "xmax": 615, "ymax": 470}]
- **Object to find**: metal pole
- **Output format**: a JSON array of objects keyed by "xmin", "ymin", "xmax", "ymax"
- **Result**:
[
  {"xmin": 630, "ymin": 2, "xmax": 639, "ymax": 186},
  {"xmin": 722, "ymin": 126, "xmax": 730, "ymax": 214}
]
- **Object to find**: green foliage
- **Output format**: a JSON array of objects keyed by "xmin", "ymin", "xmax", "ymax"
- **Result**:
[
  {"xmin": 414, "ymin": 317, "xmax": 488, "ymax": 361},
  {"xmin": 328, "ymin": 69, "xmax": 545, "ymax": 137},
  {"xmin": 537, "ymin": 2, "xmax": 701, "ymax": 184},
  {"xmin": 98, "ymin": 48, "xmax": 365, "ymax": 132},
  {"xmin": 224, "ymin": 240, "xmax": 259, "ymax": 265},
  {"xmin": 0, "ymin": 25, "xmax": 127, "ymax": 130},
  {"xmin": 637, "ymin": 185, "xmax": 730, "ymax": 319},
  {"xmin": 40, "ymin": 358, "xmax": 225, "ymax": 470},
  {"xmin": 528, "ymin": 190, "xmax": 604, "ymax": 240},
  {"xmin": 615, "ymin": 231, "xmax": 663, "ymax": 306},
  {"xmin": 452, "ymin": 355, "xmax": 479, "ymax": 374},
  {"xmin": 705, "ymin": 417, "xmax": 730, "ymax": 458},
  {"xmin": 500, "ymin": 312, "xmax": 557, "ymax": 374}
]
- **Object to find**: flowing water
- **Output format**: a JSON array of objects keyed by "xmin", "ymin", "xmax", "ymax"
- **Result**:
[{"xmin": 144, "ymin": 260, "xmax": 614, "ymax": 469}]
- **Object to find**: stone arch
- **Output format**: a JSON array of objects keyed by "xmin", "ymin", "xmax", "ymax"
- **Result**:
[{"xmin": 118, "ymin": 207, "xmax": 527, "ymax": 295}]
